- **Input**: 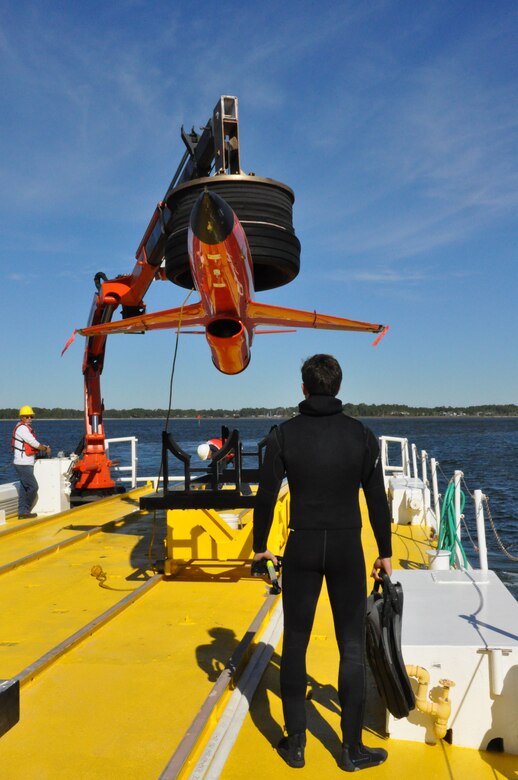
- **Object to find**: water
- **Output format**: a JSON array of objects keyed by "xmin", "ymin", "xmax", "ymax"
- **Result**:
[
  {"xmin": 2, "ymin": 416, "xmax": 517, "ymax": 597},
  {"xmin": 365, "ymin": 417, "xmax": 518, "ymax": 599}
]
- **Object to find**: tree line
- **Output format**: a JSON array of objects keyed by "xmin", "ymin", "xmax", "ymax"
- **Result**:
[{"xmin": 1, "ymin": 404, "xmax": 517, "ymax": 419}]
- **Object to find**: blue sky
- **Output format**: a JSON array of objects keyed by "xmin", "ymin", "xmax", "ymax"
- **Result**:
[{"xmin": 1, "ymin": 0, "xmax": 517, "ymax": 411}]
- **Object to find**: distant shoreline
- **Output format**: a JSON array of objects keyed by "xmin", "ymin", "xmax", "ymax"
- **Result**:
[
  {"xmin": 2, "ymin": 403, "xmax": 518, "ymax": 423},
  {"xmin": 2, "ymin": 414, "xmax": 517, "ymax": 422},
  {"xmin": 3, "ymin": 403, "xmax": 517, "ymax": 421}
]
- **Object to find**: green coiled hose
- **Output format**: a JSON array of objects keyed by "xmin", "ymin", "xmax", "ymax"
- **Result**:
[{"xmin": 438, "ymin": 481, "xmax": 468, "ymax": 568}]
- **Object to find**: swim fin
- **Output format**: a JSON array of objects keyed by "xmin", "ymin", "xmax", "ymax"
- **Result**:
[{"xmin": 365, "ymin": 571, "xmax": 415, "ymax": 719}]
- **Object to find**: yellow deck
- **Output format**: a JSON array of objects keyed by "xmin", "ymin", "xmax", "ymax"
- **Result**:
[
  {"xmin": 0, "ymin": 490, "xmax": 515, "ymax": 778},
  {"xmin": 222, "ymin": 516, "xmax": 516, "ymax": 779}
]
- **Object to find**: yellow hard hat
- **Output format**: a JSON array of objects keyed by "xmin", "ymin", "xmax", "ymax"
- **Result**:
[{"xmin": 19, "ymin": 405, "xmax": 35, "ymax": 417}]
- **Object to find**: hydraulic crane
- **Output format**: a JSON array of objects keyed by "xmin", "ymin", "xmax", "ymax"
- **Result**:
[
  {"xmin": 72, "ymin": 95, "xmax": 385, "ymax": 498},
  {"xmin": 72, "ymin": 96, "xmax": 301, "ymax": 496}
]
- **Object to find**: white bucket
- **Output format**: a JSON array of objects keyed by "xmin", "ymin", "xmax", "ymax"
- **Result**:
[
  {"xmin": 426, "ymin": 548, "xmax": 451, "ymax": 571},
  {"xmin": 219, "ymin": 512, "xmax": 241, "ymax": 530}
]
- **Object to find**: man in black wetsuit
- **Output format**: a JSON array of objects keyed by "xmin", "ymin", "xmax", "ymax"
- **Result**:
[{"xmin": 253, "ymin": 354, "xmax": 392, "ymax": 772}]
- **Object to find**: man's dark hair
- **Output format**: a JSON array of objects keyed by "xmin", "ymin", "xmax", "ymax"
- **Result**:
[{"xmin": 301, "ymin": 354, "xmax": 342, "ymax": 396}]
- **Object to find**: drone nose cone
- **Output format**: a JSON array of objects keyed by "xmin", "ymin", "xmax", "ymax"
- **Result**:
[{"xmin": 190, "ymin": 189, "xmax": 235, "ymax": 244}]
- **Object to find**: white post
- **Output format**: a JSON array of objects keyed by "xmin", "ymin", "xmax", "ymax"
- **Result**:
[
  {"xmin": 105, "ymin": 436, "xmax": 138, "ymax": 486},
  {"xmin": 411, "ymin": 443, "xmax": 418, "ymax": 478},
  {"xmin": 430, "ymin": 458, "xmax": 440, "ymax": 533},
  {"xmin": 380, "ymin": 437, "xmax": 388, "ymax": 489},
  {"xmin": 474, "ymin": 489, "xmax": 488, "ymax": 571},
  {"xmin": 381, "ymin": 437, "xmax": 387, "ymax": 469},
  {"xmin": 402, "ymin": 440, "xmax": 410, "ymax": 478},
  {"xmin": 488, "ymin": 648, "xmax": 504, "ymax": 697},
  {"xmin": 454, "ymin": 470, "xmax": 464, "ymax": 568},
  {"xmin": 131, "ymin": 437, "xmax": 138, "ymax": 488},
  {"xmin": 421, "ymin": 450, "xmax": 428, "ymax": 484},
  {"xmin": 421, "ymin": 450, "xmax": 431, "ymax": 522}
]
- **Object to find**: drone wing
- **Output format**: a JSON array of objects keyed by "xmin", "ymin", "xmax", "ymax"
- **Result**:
[
  {"xmin": 78, "ymin": 301, "xmax": 207, "ymax": 336},
  {"xmin": 246, "ymin": 301, "xmax": 386, "ymax": 334}
]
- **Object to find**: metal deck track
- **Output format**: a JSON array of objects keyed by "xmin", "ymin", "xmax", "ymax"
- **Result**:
[
  {"xmin": 0, "ymin": 491, "xmax": 284, "ymax": 778},
  {"xmin": 0, "ymin": 487, "xmax": 160, "ymax": 679},
  {"xmin": 0, "ymin": 493, "xmax": 515, "ymax": 779},
  {"xmin": 0, "ymin": 488, "xmax": 150, "ymax": 575},
  {"xmin": 221, "ymin": 517, "xmax": 517, "ymax": 780}
]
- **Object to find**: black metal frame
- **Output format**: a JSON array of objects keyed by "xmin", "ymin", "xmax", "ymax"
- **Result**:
[
  {"xmin": 135, "ymin": 96, "xmax": 241, "ymax": 271},
  {"xmin": 139, "ymin": 426, "xmax": 270, "ymax": 511}
]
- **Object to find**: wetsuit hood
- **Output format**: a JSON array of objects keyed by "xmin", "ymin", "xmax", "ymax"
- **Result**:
[{"xmin": 298, "ymin": 395, "xmax": 343, "ymax": 417}]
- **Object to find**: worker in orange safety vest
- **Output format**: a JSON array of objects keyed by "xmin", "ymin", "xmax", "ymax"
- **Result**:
[{"xmin": 12, "ymin": 406, "xmax": 51, "ymax": 518}]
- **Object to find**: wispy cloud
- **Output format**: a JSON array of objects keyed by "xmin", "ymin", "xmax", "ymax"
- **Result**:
[
  {"xmin": 322, "ymin": 264, "xmax": 478, "ymax": 284},
  {"xmin": 6, "ymin": 272, "xmax": 38, "ymax": 284},
  {"xmin": 0, "ymin": 8, "xmax": 186, "ymax": 217},
  {"xmin": 337, "ymin": 269, "xmax": 428, "ymax": 284},
  {"xmin": 282, "ymin": 11, "xmax": 518, "ymax": 265}
]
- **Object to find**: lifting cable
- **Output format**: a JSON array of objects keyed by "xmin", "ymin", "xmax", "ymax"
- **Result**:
[
  {"xmin": 148, "ymin": 288, "xmax": 194, "ymax": 571},
  {"xmin": 164, "ymin": 288, "xmax": 194, "ymax": 434}
]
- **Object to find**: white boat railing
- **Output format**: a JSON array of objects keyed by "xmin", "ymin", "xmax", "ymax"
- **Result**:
[
  {"xmin": 380, "ymin": 436, "xmax": 411, "ymax": 480},
  {"xmin": 430, "ymin": 456, "xmax": 441, "ymax": 535},
  {"xmin": 453, "ymin": 469, "xmax": 464, "ymax": 569},
  {"xmin": 105, "ymin": 436, "xmax": 138, "ymax": 488},
  {"xmin": 474, "ymin": 489, "xmax": 489, "ymax": 571},
  {"xmin": 411, "ymin": 442, "xmax": 418, "ymax": 478},
  {"xmin": 380, "ymin": 435, "xmax": 489, "ymax": 571},
  {"xmin": 103, "ymin": 432, "xmax": 491, "ymax": 572},
  {"xmin": 104, "ymin": 437, "xmax": 184, "ymax": 490}
]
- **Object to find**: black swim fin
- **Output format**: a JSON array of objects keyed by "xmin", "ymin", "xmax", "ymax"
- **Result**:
[{"xmin": 365, "ymin": 571, "xmax": 415, "ymax": 719}]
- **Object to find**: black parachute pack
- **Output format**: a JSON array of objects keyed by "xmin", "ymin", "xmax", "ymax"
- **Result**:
[{"xmin": 365, "ymin": 571, "xmax": 415, "ymax": 719}]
